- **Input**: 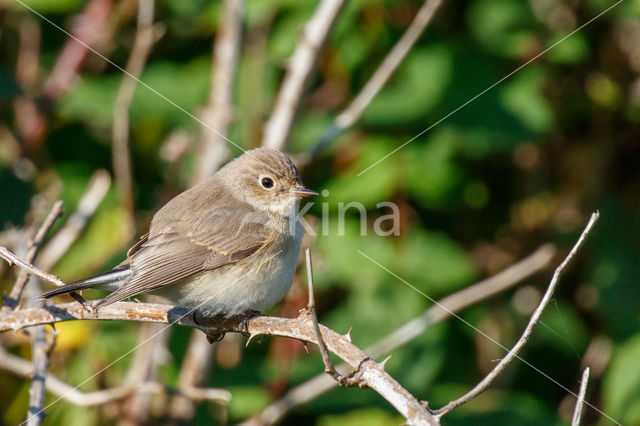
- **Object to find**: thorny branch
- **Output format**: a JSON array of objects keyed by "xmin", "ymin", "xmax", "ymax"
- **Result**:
[
  {"xmin": 0, "ymin": 300, "xmax": 438, "ymax": 425},
  {"xmin": 304, "ymin": 248, "xmax": 369, "ymax": 387},
  {"xmin": 432, "ymin": 212, "xmax": 600, "ymax": 417},
  {"xmin": 244, "ymin": 244, "xmax": 555, "ymax": 425}
]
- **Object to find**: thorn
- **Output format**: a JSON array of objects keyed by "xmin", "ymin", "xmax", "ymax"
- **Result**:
[
  {"xmin": 302, "ymin": 341, "xmax": 310, "ymax": 354},
  {"xmin": 344, "ymin": 326, "xmax": 352, "ymax": 342},
  {"xmin": 379, "ymin": 355, "xmax": 392, "ymax": 368},
  {"xmin": 245, "ymin": 332, "xmax": 258, "ymax": 347}
]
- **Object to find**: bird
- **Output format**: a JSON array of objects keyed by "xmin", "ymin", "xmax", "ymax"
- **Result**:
[{"xmin": 42, "ymin": 147, "xmax": 317, "ymax": 317}]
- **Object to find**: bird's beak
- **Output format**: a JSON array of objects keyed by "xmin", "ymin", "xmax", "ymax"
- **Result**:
[{"xmin": 290, "ymin": 187, "xmax": 318, "ymax": 198}]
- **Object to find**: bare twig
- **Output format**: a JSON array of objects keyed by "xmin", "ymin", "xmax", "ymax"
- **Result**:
[
  {"xmin": 306, "ymin": 0, "xmax": 444, "ymax": 159},
  {"xmin": 119, "ymin": 322, "xmax": 170, "ymax": 426},
  {"xmin": 0, "ymin": 302, "xmax": 439, "ymax": 426},
  {"xmin": 42, "ymin": 0, "xmax": 114, "ymax": 100},
  {"xmin": 572, "ymin": 367, "xmax": 590, "ymax": 426},
  {"xmin": 8, "ymin": 203, "xmax": 66, "ymax": 426},
  {"xmin": 304, "ymin": 249, "xmax": 347, "ymax": 382},
  {"xmin": 36, "ymin": 170, "xmax": 111, "ymax": 272},
  {"xmin": 3, "ymin": 201, "xmax": 63, "ymax": 311},
  {"xmin": 244, "ymin": 244, "xmax": 555, "ymax": 425},
  {"xmin": 25, "ymin": 325, "xmax": 54, "ymax": 426},
  {"xmin": 13, "ymin": 17, "xmax": 43, "ymax": 149},
  {"xmin": 192, "ymin": 0, "xmax": 244, "ymax": 184},
  {"xmin": 0, "ymin": 247, "xmax": 67, "ymax": 290},
  {"xmin": 262, "ymin": 0, "xmax": 346, "ymax": 151},
  {"xmin": 168, "ymin": 331, "xmax": 217, "ymax": 423},
  {"xmin": 0, "ymin": 346, "xmax": 230, "ymax": 406},
  {"xmin": 15, "ymin": 0, "xmax": 114, "ymax": 152},
  {"xmin": 112, "ymin": 0, "xmax": 160, "ymax": 223},
  {"xmin": 0, "ymin": 247, "xmax": 88, "ymax": 307},
  {"xmin": 433, "ymin": 212, "xmax": 600, "ymax": 417}
]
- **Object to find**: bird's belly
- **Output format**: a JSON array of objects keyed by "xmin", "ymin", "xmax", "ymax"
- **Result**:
[{"xmin": 164, "ymin": 230, "xmax": 302, "ymax": 316}]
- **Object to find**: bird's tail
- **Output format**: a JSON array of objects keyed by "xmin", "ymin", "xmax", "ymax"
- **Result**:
[{"xmin": 42, "ymin": 266, "xmax": 131, "ymax": 299}]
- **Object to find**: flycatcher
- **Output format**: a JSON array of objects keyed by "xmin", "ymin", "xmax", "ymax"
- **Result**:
[{"xmin": 42, "ymin": 148, "xmax": 317, "ymax": 316}]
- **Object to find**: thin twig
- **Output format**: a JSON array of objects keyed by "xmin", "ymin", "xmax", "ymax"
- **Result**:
[
  {"xmin": 13, "ymin": 17, "xmax": 43, "ymax": 149},
  {"xmin": 262, "ymin": 0, "xmax": 345, "ymax": 151},
  {"xmin": 42, "ymin": 0, "xmax": 114, "ymax": 99},
  {"xmin": 25, "ymin": 325, "xmax": 54, "ymax": 426},
  {"xmin": 16, "ymin": 0, "xmax": 114, "ymax": 153},
  {"xmin": 572, "ymin": 367, "xmax": 590, "ymax": 426},
  {"xmin": 0, "ymin": 302, "xmax": 439, "ymax": 426},
  {"xmin": 306, "ymin": 0, "xmax": 444, "ymax": 159},
  {"xmin": 192, "ymin": 0, "xmax": 244, "ymax": 184},
  {"xmin": 0, "ymin": 346, "xmax": 230, "ymax": 406},
  {"xmin": 112, "ymin": 0, "xmax": 161, "ymax": 223},
  {"xmin": 168, "ymin": 331, "xmax": 217, "ymax": 423},
  {"xmin": 119, "ymin": 321, "xmax": 171, "ymax": 425},
  {"xmin": 36, "ymin": 170, "xmax": 111, "ymax": 272},
  {"xmin": 433, "ymin": 212, "xmax": 600, "ymax": 417},
  {"xmin": 0, "ymin": 247, "xmax": 88, "ymax": 307},
  {"xmin": 305, "ymin": 249, "xmax": 347, "ymax": 383},
  {"xmin": 3, "ymin": 201, "xmax": 63, "ymax": 311},
  {"xmin": 243, "ymin": 244, "xmax": 555, "ymax": 425},
  {"xmin": 11, "ymin": 203, "xmax": 66, "ymax": 426}
]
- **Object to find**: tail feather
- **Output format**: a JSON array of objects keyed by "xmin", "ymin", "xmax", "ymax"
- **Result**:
[{"xmin": 42, "ymin": 267, "xmax": 131, "ymax": 299}]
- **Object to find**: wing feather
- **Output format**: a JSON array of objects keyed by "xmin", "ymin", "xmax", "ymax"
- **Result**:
[{"xmin": 96, "ymin": 197, "xmax": 277, "ymax": 306}]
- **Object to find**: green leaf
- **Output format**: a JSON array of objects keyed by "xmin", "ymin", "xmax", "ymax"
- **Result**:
[
  {"xmin": 363, "ymin": 46, "xmax": 454, "ymax": 126},
  {"xmin": 468, "ymin": 0, "xmax": 537, "ymax": 58},
  {"xmin": 227, "ymin": 385, "xmax": 271, "ymax": 420},
  {"xmin": 318, "ymin": 408, "xmax": 404, "ymax": 426},
  {"xmin": 323, "ymin": 137, "xmax": 402, "ymax": 208},
  {"xmin": 499, "ymin": 67, "xmax": 554, "ymax": 133},
  {"xmin": 603, "ymin": 333, "xmax": 640, "ymax": 424},
  {"xmin": 406, "ymin": 128, "xmax": 465, "ymax": 208},
  {"xmin": 546, "ymin": 33, "xmax": 590, "ymax": 64}
]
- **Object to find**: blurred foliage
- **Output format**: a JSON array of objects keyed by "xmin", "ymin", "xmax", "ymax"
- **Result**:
[{"xmin": 1, "ymin": 0, "xmax": 640, "ymax": 425}]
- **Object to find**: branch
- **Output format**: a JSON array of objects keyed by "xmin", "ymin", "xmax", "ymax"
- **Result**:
[
  {"xmin": 0, "ymin": 302, "xmax": 438, "ymax": 425},
  {"xmin": 16, "ymin": 0, "xmax": 114, "ymax": 153},
  {"xmin": 244, "ymin": 244, "xmax": 555, "ymax": 425},
  {"xmin": 261, "ymin": 0, "xmax": 346, "ymax": 151},
  {"xmin": 571, "ymin": 367, "xmax": 590, "ymax": 426},
  {"xmin": 192, "ymin": 0, "xmax": 244, "ymax": 184},
  {"xmin": 306, "ymin": 0, "xmax": 444, "ymax": 159},
  {"xmin": 36, "ymin": 170, "xmax": 111, "ymax": 272},
  {"xmin": 3, "ymin": 201, "xmax": 63, "ymax": 311},
  {"xmin": 305, "ymin": 249, "xmax": 338, "ymax": 377},
  {"xmin": 168, "ymin": 331, "xmax": 217, "ymax": 422},
  {"xmin": 0, "ymin": 346, "xmax": 230, "ymax": 407},
  {"xmin": 112, "ymin": 0, "xmax": 162, "ymax": 222},
  {"xmin": 25, "ymin": 325, "xmax": 54, "ymax": 426},
  {"xmin": 119, "ymin": 321, "xmax": 171, "ymax": 423},
  {"xmin": 433, "ymin": 212, "xmax": 599, "ymax": 417},
  {"xmin": 0, "ymin": 247, "xmax": 88, "ymax": 307}
]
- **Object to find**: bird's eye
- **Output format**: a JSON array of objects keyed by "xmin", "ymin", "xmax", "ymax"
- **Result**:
[{"xmin": 260, "ymin": 176, "xmax": 275, "ymax": 189}]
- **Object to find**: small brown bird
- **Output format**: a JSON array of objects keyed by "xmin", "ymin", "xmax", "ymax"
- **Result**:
[{"xmin": 43, "ymin": 148, "xmax": 317, "ymax": 316}]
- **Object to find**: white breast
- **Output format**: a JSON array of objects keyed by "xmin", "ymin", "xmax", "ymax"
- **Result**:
[{"xmin": 165, "ymin": 220, "xmax": 303, "ymax": 316}]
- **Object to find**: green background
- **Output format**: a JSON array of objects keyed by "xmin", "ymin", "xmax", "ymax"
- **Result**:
[{"xmin": 1, "ymin": 0, "xmax": 639, "ymax": 424}]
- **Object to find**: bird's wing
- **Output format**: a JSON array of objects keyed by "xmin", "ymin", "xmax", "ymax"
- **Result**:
[{"xmin": 96, "ymin": 204, "xmax": 277, "ymax": 307}]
